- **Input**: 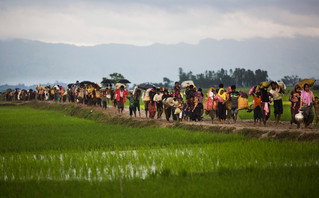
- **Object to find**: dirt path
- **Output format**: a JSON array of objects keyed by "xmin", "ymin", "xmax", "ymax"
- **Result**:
[
  {"xmin": 68, "ymin": 101, "xmax": 319, "ymax": 135},
  {"xmin": 2, "ymin": 101, "xmax": 319, "ymax": 141}
]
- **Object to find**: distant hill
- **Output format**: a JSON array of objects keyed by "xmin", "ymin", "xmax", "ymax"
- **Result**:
[{"xmin": 0, "ymin": 36, "xmax": 318, "ymax": 86}]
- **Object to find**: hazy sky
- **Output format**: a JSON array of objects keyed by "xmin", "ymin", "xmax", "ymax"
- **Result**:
[{"xmin": 1, "ymin": 0, "xmax": 319, "ymax": 46}]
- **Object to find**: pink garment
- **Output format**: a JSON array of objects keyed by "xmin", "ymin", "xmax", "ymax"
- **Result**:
[
  {"xmin": 301, "ymin": 90, "xmax": 313, "ymax": 106},
  {"xmin": 264, "ymin": 102, "xmax": 269, "ymax": 116},
  {"xmin": 214, "ymin": 94, "xmax": 225, "ymax": 103},
  {"xmin": 226, "ymin": 86, "xmax": 232, "ymax": 93},
  {"xmin": 249, "ymin": 86, "xmax": 255, "ymax": 95}
]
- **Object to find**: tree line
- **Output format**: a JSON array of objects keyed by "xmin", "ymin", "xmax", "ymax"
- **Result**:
[
  {"xmin": 178, "ymin": 67, "xmax": 269, "ymax": 88},
  {"xmin": 103, "ymin": 70, "xmax": 317, "ymax": 89}
]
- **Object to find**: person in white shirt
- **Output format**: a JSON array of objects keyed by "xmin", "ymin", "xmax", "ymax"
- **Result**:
[{"xmin": 269, "ymin": 82, "xmax": 285, "ymax": 124}]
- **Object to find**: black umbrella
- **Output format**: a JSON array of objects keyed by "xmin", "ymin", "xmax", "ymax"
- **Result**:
[
  {"xmin": 138, "ymin": 83, "xmax": 155, "ymax": 90},
  {"xmin": 101, "ymin": 79, "xmax": 114, "ymax": 84},
  {"xmin": 68, "ymin": 83, "xmax": 75, "ymax": 88},
  {"xmin": 118, "ymin": 79, "xmax": 131, "ymax": 84},
  {"xmin": 79, "ymin": 81, "xmax": 94, "ymax": 87}
]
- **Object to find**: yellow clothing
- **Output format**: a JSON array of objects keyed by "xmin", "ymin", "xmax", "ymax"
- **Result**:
[{"xmin": 218, "ymin": 88, "xmax": 227, "ymax": 101}]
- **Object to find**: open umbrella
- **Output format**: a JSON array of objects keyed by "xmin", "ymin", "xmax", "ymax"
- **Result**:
[
  {"xmin": 296, "ymin": 79, "xmax": 316, "ymax": 89},
  {"xmin": 118, "ymin": 79, "xmax": 131, "ymax": 84},
  {"xmin": 101, "ymin": 79, "xmax": 114, "ymax": 84},
  {"xmin": 90, "ymin": 83, "xmax": 101, "ymax": 89},
  {"xmin": 79, "ymin": 81, "xmax": 94, "ymax": 88},
  {"xmin": 138, "ymin": 83, "xmax": 155, "ymax": 90},
  {"xmin": 68, "ymin": 83, "xmax": 75, "ymax": 88}
]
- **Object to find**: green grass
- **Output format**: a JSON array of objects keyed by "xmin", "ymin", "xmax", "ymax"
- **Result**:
[
  {"xmin": 0, "ymin": 106, "xmax": 319, "ymax": 197},
  {"xmin": 1, "ymin": 167, "xmax": 319, "ymax": 198},
  {"xmin": 0, "ymin": 106, "xmax": 241, "ymax": 152}
]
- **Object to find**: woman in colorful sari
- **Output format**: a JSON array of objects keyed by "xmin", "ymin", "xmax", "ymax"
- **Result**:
[
  {"xmin": 300, "ymin": 83, "xmax": 315, "ymax": 129},
  {"xmin": 289, "ymin": 85, "xmax": 301, "ymax": 128}
]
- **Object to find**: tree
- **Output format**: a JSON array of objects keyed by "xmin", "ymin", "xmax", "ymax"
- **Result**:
[
  {"xmin": 281, "ymin": 75, "xmax": 301, "ymax": 86},
  {"xmin": 109, "ymin": 73, "xmax": 125, "ymax": 84},
  {"xmin": 163, "ymin": 77, "xmax": 172, "ymax": 88}
]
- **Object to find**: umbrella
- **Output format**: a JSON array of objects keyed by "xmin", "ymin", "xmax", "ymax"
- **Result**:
[
  {"xmin": 138, "ymin": 83, "xmax": 155, "ymax": 90},
  {"xmin": 79, "ymin": 81, "xmax": 94, "ymax": 88},
  {"xmin": 101, "ymin": 79, "xmax": 114, "ymax": 84},
  {"xmin": 118, "ymin": 79, "xmax": 131, "ymax": 84},
  {"xmin": 89, "ymin": 83, "xmax": 101, "ymax": 89},
  {"xmin": 296, "ymin": 79, "xmax": 316, "ymax": 89},
  {"xmin": 80, "ymin": 81, "xmax": 93, "ymax": 85},
  {"xmin": 68, "ymin": 83, "xmax": 75, "ymax": 88}
]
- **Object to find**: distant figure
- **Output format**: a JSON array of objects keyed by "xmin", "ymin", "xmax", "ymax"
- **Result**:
[
  {"xmin": 300, "ymin": 83, "xmax": 315, "ymax": 129},
  {"xmin": 102, "ymin": 90, "xmax": 107, "ymax": 110},
  {"xmin": 251, "ymin": 89, "xmax": 262, "ymax": 125},
  {"xmin": 216, "ymin": 88, "xmax": 227, "ymax": 124},
  {"xmin": 289, "ymin": 85, "xmax": 301, "ymax": 128},
  {"xmin": 260, "ymin": 87, "xmax": 272, "ymax": 126},
  {"xmin": 134, "ymin": 89, "xmax": 141, "ymax": 117},
  {"xmin": 314, "ymin": 97, "xmax": 319, "ymax": 125},
  {"xmin": 270, "ymin": 82, "xmax": 284, "ymax": 125},
  {"xmin": 228, "ymin": 85, "xmax": 240, "ymax": 123},
  {"xmin": 127, "ymin": 92, "xmax": 136, "ymax": 117},
  {"xmin": 174, "ymin": 82, "xmax": 181, "ymax": 92},
  {"xmin": 115, "ymin": 86, "xmax": 129, "ymax": 114}
]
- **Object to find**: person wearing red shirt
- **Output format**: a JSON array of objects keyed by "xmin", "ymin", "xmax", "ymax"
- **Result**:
[{"xmin": 115, "ymin": 85, "xmax": 129, "ymax": 114}]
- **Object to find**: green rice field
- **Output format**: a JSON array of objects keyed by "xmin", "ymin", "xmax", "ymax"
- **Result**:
[{"xmin": 0, "ymin": 105, "xmax": 319, "ymax": 197}]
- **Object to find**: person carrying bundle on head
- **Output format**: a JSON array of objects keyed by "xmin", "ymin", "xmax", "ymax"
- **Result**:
[{"xmin": 115, "ymin": 85, "xmax": 129, "ymax": 114}]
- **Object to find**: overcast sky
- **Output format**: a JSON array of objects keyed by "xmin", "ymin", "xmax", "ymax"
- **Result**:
[{"xmin": 1, "ymin": 0, "xmax": 319, "ymax": 46}]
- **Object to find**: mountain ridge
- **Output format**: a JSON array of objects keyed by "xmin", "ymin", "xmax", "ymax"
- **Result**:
[{"xmin": 1, "ymin": 37, "xmax": 318, "ymax": 86}]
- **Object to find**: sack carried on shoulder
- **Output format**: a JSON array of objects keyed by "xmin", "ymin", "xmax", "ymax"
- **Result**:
[
  {"xmin": 238, "ymin": 96, "xmax": 249, "ymax": 110},
  {"xmin": 174, "ymin": 108, "xmax": 182, "ymax": 114},
  {"xmin": 143, "ymin": 96, "xmax": 150, "ymax": 102}
]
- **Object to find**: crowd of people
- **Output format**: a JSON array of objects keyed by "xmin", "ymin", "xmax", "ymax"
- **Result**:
[{"xmin": 1, "ymin": 80, "xmax": 318, "ymax": 129}]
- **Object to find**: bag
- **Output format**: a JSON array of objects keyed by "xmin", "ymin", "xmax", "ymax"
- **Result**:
[
  {"xmin": 204, "ymin": 97, "xmax": 214, "ymax": 110},
  {"xmin": 260, "ymin": 81, "xmax": 270, "ymax": 88},
  {"xmin": 238, "ymin": 96, "xmax": 249, "ymax": 110},
  {"xmin": 295, "ymin": 111, "xmax": 304, "ymax": 122},
  {"xmin": 106, "ymin": 94, "xmax": 111, "ymax": 99},
  {"xmin": 174, "ymin": 108, "xmax": 182, "ymax": 114},
  {"xmin": 297, "ymin": 79, "xmax": 316, "ymax": 89},
  {"xmin": 143, "ymin": 96, "xmax": 150, "ymax": 102}
]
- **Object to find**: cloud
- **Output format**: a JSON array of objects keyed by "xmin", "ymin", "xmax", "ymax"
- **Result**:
[{"xmin": 0, "ymin": 1, "xmax": 319, "ymax": 46}]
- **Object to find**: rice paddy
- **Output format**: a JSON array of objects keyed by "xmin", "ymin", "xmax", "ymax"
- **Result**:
[{"xmin": 1, "ymin": 105, "xmax": 319, "ymax": 197}]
